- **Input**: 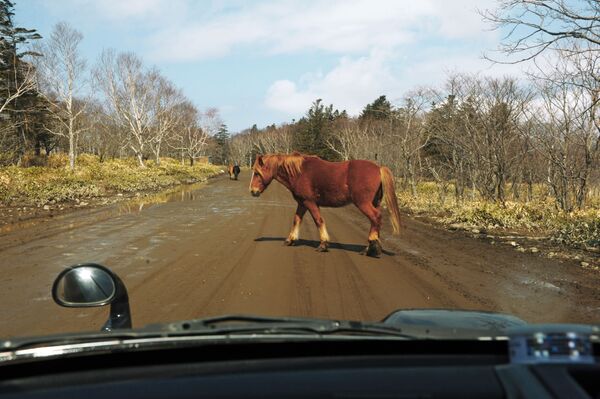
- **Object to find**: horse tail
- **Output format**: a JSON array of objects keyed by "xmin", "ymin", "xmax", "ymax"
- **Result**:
[{"xmin": 380, "ymin": 166, "xmax": 401, "ymax": 235}]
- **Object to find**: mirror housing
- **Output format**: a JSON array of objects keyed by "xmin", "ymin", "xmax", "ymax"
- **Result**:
[{"xmin": 52, "ymin": 263, "xmax": 132, "ymax": 331}]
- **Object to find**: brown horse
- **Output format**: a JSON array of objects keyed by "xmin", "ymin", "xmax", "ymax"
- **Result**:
[
  {"xmin": 228, "ymin": 164, "xmax": 240, "ymax": 180},
  {"xmin": 249, "ymin": 153, "xmax": 401, "ymax": 257}
]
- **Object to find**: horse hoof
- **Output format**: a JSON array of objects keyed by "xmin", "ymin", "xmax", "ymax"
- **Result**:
[
  {"xmin": 316, "ymin": 245, "xmax": 329, "ymax": 252},
  {"xmin": 284, "ymin": 239, "xmax": 295, "ymax": 246},
  {"xmin": 364, "ymin": 241, "xmax": 383, "ymax": 258},
  {"xmin": 368, "ymin": 250, "xmax": 382, "ymax": 258}
]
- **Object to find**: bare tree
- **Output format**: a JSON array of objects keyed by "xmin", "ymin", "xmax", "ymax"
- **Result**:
[
  {"xmin": 79, "ymin": 99, "xmax": 124, "ymax": 161},
  {"xmin": 229, "ymin": 130, "xmax": 254, "ymax": 166},
  {"xmin": 426, "ymin": 75, "xmax": 472, "ymax": 202},
  {"xmin": 478, "ymin": 77, "xmax": 534, "ymax": 202},
  {"xmin": 392, "ymin": 89, "xmax": 435, "ymax": 196},
  {"xmin": 0, "ymin": 59, "xmax": 36, "ymax": 114},
  {"xmin": 94, "ymin": 50, "xmax": 156, "ymax": 168},
  {"xmin": 324, "ymin": 119, "xmax": 364, "ymax": 161},
  {"xmin": 251, "ymin": 123, "xmax": 294, "ymax": 154},
  {"xmin": 483, "ymin": 0, "xmax": 600, "ymax": 63},
  {"xmin": 526, "ymin": 75, "xmax": 599, "ymax": 210},
  {"xmin": 485, "ymin": 1, "xmax": 600, "ymax": 123},
  {"xmin": 33, "ymin": 22, "xmax": 88, "ymax": 170},
  {"xmin": 425, "ymin": 74, "xmax": 535, "ymax": 203},
  {"xmin": 170, "ymin": 101, "xmax": 209, "ymax": 166},
  {"xmin": 199, "ymin": 107, "xmax": 222, "ymax": 137},
  {"xmin": 0, "ymin": 59, "xmax": 37, "ymax": 161},
  {"xmin": 148, "ymin": 75, "xmax": 184, "ymax": 165},
  {"xmin": 486, "ymin": 1, "xmax": 600, "ymax": 204}
]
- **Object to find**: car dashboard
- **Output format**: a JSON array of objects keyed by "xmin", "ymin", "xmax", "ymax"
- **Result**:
[{"xmin": 0, "ymin": 339, "xmax": 598, "ymax": 399}]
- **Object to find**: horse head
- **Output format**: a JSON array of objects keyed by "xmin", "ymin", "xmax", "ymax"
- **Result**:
[{"xmin": 249, "ymin": 155, "xmax": 275, "ymax": 197}]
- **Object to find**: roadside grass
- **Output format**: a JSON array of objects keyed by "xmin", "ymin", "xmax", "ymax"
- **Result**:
[
  {"xmin": 0, "ymin": 154, "xmax": 224, "ymax": 207},
  {"xmin": 396, "ymin": 181, "xmax": 600, "ymax": 251}
]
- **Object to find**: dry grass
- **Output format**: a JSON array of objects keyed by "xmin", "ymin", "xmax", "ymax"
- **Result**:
[
  {"xmin": 397, "ymin": 181, "xmax": 600, "ymax": 250},
  {"xmin": 0, "ymin": 154, "xmax": 223, "ymax": 207}
]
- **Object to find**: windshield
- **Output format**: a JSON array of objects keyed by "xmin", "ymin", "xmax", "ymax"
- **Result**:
[{"xmin": 0, "ymin": 0, "xmax": 599, "ymax": 340}]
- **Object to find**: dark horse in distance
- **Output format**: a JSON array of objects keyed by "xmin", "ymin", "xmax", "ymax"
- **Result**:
[
  {"xmin": 228, "ymin": 164, "xmax": 241, "ymax": 180},
  {"xmin": 249, "ymin": 153, "xmax": 401, "ymax": 257}
]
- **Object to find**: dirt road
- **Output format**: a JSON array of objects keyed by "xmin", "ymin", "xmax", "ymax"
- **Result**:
[{"xmin": 0, "ymin": 175, "xmax": 598, "ymax": 338}]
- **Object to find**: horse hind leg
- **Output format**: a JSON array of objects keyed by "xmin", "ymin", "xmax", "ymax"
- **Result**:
[{"xmin": 356, "ymin": 202, "xmax": 383, "ymax": 258}]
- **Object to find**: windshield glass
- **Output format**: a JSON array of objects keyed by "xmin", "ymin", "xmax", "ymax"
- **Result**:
[{"xmin": 0, "ymin": 0, "xmax": 599, "ymax": 340}]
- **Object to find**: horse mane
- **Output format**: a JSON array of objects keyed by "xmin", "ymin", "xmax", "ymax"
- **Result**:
[{"xmin": 259, "ymin": 152, "xmax": 318, "ymax": 178}]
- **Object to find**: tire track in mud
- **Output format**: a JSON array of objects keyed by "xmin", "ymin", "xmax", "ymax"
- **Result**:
[
  {"xmin": 391, "ymin": 246, "xmax": 496, "ymax": 311},
  {"xmin": 320, "ymin": 227, "xmax": 387, "ymax": 320},
  {"xmin": 323, "ymin": 208, "xmax": 465, "ymax": 313},
  {"xmin": 191, "ymin": 213, "xmax": 271, "ymax": 315}
]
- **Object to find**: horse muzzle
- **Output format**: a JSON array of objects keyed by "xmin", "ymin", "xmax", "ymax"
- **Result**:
[{"xmin": 250, "ymin": 190, "xmax": 261, "ymax": 197}]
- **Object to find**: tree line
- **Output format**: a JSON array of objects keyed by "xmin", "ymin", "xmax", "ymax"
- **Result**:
[
  {"xmin": 0, "ymin": 1, "xmax": 224, "ymax": 169},
  {"xmin": 2, "ymin": 0, "xmax": 598, "ymax": 212},
  {"xmin": 231, "ymin": 71, "xmax": 598, "ymax": 212},
  {"xmin": 230, "ymin": 1, "xmax": 600, "ymax": 212}
]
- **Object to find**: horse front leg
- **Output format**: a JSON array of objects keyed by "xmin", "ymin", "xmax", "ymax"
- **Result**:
[
  {"xmin": 285, "ymin": 203, "xmax": 306, "ymax": 246},
  {"xmin": 305, "ymin": 201, "xmax": 330, "ymax": 252}
]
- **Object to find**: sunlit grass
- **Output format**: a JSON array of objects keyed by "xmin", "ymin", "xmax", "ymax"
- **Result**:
[
  {"xmin": 0, "ymin": 154, "xmax": 223, "ymax": 207},
  {"xmin": 396, "ymin": 181, "xmax": 600, "ymax": 250}
]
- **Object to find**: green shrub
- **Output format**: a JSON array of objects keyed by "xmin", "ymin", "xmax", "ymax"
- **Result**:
[{"xmin": 552, "ymin": 214, "xmax": 600, "ymax": 249}]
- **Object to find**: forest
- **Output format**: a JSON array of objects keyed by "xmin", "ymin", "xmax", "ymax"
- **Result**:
[{"xmin": 0, "ymin": 0, "xmax": 598, "ymax": 250}]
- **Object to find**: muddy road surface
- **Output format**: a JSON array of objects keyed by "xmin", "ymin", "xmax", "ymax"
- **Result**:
[{"xmin": 1, "ymin": 175, "xmax": 599, "ymax": 338}]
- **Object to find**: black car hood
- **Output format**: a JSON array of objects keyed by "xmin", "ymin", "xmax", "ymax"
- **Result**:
[{"xmin": 1, "ymin": 309, "xmax": 527, "ymax": 352}]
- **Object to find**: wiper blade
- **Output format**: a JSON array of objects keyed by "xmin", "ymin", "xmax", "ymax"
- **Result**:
[
  {"xmin": 149, "ymin": 314, "xmax": 413, "ymax": 338},
  {"xmin": 0, "ymin": 315, "xmax": 412, "ymax": 353},
  {"xmin": 1, "ymin": 332, "xmax": 148, "ymax": 351}
]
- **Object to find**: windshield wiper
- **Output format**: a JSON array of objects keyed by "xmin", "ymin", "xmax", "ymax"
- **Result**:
[
  {"xmin": 1, "ymin": 315, "xmax": 412, "ymax": 352},
  {"xmin": 144, "ymin": 314, "xmax": 413, "ymax": 338}
]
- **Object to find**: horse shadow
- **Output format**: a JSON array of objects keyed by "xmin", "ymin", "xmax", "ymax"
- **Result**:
[{"xmin": 254, "ymin": 237, "xmax": 395, "ymax": 256}]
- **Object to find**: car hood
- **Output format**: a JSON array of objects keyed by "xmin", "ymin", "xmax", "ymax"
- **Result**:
[
  {"xmin": 382, "ymin": 309, "xmax": 527, "ymax": 338},
  {"xmin": 1, "ymin": 309, "xmax": 526, "ymax": 351}
]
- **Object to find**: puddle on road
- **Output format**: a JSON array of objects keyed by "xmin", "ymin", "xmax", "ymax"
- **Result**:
[
  {"xmin": 520, "ymin": 277, "xmax": 561, "ymax": 291},
  {"xmin": 0, "ymin": 181, "xmax": 212, "ymax": 236},
  {"xmin": 116, "ymin": 181, "xmax": 209, "ymax": 215}
]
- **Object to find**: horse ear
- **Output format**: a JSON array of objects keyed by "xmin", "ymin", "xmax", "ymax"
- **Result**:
[{"xmin": 257, "ymin": 155, "xmax": 264, "ymax": 166}]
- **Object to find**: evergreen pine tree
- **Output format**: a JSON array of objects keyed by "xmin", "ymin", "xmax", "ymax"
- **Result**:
[
  {"xmin": 293, "ymin": 99, "xmax": 344, "ymax": 160},
  {"xmin": 360, "ymin": 95, "xmax": 392, "ymax": 121},
  {"xmin": 213, "ymin": 123, "xmax": 230, "ymax": 164},
  {"xmin": 0, "ymin": 0, "xmax": 42, "ymax": 163}
]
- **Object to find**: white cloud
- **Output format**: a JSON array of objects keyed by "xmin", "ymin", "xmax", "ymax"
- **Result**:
[
  {"xmin": 48, "ymin": 0, "xmax": 189, "ymax": 24},
  {"xmin": 45, "ymin": 0, "xmax": 502, "ymax": 67},
  {"xmin": 146, "ymin": 0, "xmax": 498, "ymax": 62},
  {"xmin": 265, "ymin": 80, "xmax": 313, "ymax": 115},
  {"xmin": 264, "ymin": 48, "xmax": 530, "ymax": 118},
  {"xmin": 265, "ymin": 51, "xmax": 402, "ymax": 116},
  {"xmin": 96, "ymin": 0, "xmax": 166, "ymax": 19},
  {"xmin": 434, "ymin": 0, "xmax": 495, "ymax": 38}
]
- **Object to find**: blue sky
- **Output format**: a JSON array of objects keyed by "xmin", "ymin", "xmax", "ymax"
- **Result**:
[{"xmin": 15, "ymin": 0, "xmax": 526, "ymax": 132}]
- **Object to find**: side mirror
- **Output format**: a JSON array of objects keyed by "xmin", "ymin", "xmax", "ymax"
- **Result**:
[{"xmin": 52, "ymin": 263, "xmax": 132, "ymax": 331}]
